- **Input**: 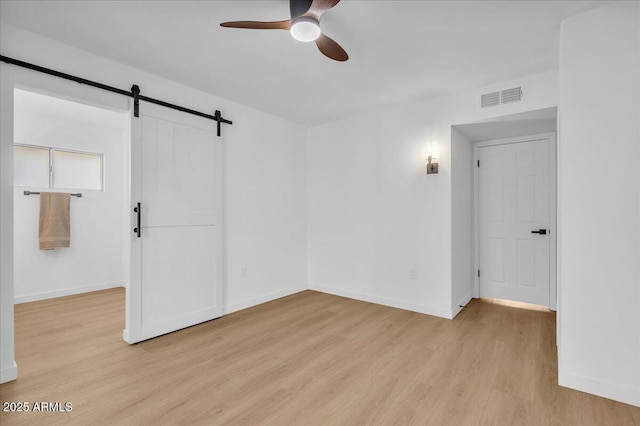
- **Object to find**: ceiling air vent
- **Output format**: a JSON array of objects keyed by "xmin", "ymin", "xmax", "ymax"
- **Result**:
[
  {"xmin": 500, "ymin": 87, "xmax": 523, "ymax": 104},
  {"xmin": 480, "ymin": 86, "xmax": 524, "ymax": 108},
  {"xmin": 481, "ymin": 91, "xmax": 500, "ymax": 108}
]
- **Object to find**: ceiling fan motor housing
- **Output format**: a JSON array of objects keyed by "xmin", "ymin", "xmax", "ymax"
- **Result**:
[{"xmin": 290, "ymin": 0, "xmax": 314, "ymax": 19}]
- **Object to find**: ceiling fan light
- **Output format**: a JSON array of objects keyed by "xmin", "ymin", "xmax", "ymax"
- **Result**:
[{"xmin": 290, "ymin": 17, "xmax": 321, "ymax": 42}]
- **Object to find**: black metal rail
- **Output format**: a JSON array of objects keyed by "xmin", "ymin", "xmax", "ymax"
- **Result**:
[{"xmin": 0, "ymin": 55, "xmax": 233, "ymax": 136}]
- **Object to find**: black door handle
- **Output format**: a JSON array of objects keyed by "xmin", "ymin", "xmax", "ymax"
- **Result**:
[
  {"xmin": 531, "ymin": 229, "xmax": 547, "ymax": 235},
  {"xmin": 133, "ymin": 202, "xmax": 141, "ymax": 238}
]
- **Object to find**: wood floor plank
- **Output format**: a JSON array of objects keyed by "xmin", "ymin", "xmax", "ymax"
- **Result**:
[{"xmin": 1, "ymin": 288, "xmax": 639, "ymax": 425}]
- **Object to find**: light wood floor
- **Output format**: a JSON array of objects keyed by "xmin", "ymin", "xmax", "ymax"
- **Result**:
[{"xmin": 1, "ymin": 289, "xmax": 638, "ymax": 425}]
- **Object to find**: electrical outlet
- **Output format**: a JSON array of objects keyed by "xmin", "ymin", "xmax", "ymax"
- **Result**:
[
  {"xmin": 409, "ymin": 268, "xmax": 417, "ymax": 280},
  {"xmin": 240, "ymin": 265, "xmax": 247, "ymax": 278}
]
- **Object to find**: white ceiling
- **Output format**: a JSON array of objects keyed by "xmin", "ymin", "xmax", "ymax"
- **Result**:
[{"xmin": 1, "ymin": 1, "xmax": 609, "ymax": 126}]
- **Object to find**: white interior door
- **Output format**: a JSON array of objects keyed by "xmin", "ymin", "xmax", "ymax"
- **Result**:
[
  {"xmin": 125, "ymin": 102, "xmax": 222, "ymax": 343},
  {"xmin": 478, "ymin": 137, "xmax": 552, "ymax": 306}
]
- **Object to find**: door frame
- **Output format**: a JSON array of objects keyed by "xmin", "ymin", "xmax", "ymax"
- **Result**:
[
  {"xmin": 0, "ymin": 66, "xmax": 132, "ymax": 383},
  {"xmin": 473, "ymin": 132, "xmax": 557, "ymax": 310}
]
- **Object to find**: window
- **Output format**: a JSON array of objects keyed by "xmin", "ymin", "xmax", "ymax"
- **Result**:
[
  {"xmin": 14, "ymin": 144, "xmax": 103, "ymax": 191},
  {"xmin": 14, "ymin": 145, "xmax": 50, "ymax": 187},
  {"xmin": 53, "ymin": 150, "xmax": 103, "ymax": 190}
]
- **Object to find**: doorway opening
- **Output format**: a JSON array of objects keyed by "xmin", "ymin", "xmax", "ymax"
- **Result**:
[
  {"xmin": 452, "ymin": 107, "xmax": 557, "ymax": 311},
  {"xmin": 12, "ymin": 88, "xmax": 130, "ymax": 364}
]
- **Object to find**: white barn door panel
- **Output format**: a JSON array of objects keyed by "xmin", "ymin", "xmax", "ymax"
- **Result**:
[
  {"xmin": 141, "ymin": 118, "xmax": 217, "ymax": 227},
  {"xmin": 125, "ymin": 102, "xmax": 222, "ymax": 343}
]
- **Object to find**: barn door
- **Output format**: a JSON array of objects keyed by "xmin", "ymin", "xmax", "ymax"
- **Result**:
[{"xmin": 125, "ymin": 102, "xmax": 222, "ymax": 343}]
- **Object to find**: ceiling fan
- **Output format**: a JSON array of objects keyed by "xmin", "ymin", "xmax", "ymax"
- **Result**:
[{"xmin": 220, "ymin": 0, "xmax": 349, "ymax": 62}]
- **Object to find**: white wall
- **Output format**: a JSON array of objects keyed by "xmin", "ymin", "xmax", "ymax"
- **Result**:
[
  {"xmin": 308, "ymin": 102, "xmax": 453, "ymax": 317},
  {"xmin": 307, "ymin": 71, "xmax": 559, "ymax": 319},
  {"xmin": 13, "ymin": 98, "xmax": 127, "ymax": 303},
  {"xmin": 558, "ymin": 1, "xmax": 640, "ymax": 407},
  {"xmin": 0, "ymin": 51, "xmax": 17, "ymax": 383},
  {"xmin": 450, "ymin": 127, "xmax": 474, "ymax": 313},
  {"xmin": 0, "ymin": 25, "xmax": 308, "ymax": 383},
  {"xmin": 223, "ymin": 107, "xmax": 308, "ymax": 314}
]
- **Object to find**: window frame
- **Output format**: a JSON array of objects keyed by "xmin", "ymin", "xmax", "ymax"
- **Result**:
[{"xmin": 13, "ymin": 143, "xmax": 104, "ymax": 191}]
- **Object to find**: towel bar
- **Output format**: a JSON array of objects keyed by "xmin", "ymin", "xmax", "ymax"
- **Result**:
[{"xmin": 24, "ymin": 191, "xmax": 82, "ymax": 198}]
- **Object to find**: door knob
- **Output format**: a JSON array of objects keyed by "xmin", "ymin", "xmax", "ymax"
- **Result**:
[{"xmin": 531, "ymin": 229, "xmax": 547, "ymax": 235}]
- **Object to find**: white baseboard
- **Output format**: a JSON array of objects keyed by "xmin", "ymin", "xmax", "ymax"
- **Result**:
[
  {"xmin": 0, "ymin": 361, "xmax": 18, "ymax": 384},
  {"xmin": 122, "ymin": 329, "xmax": 132, "ymax": 345},
  {"xmin": 451, "ymin": 293, "xmax": 473, "ymax": 319},
  {"xmin": 309, "ymin": 284, "xmax": 452, "ymax": 319},
  {"xmin": 559, "ymin": 369, "xmax": 640, "ymax": 407},
  {"xmin": 15, "ymin": 281, "xmax": 125, "ymax": 304},
  {"xmin": 222, "ymin": 284, "xmax": 307, "ymax": 316}
]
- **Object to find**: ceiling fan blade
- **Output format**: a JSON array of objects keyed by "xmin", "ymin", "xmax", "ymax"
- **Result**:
[
  {"xmin": 220, "ymin": 20, "xmax": 291, "ymax": 30},
  {"xmin": 303, "ymin": 0, "xmax": 341, "ymax": 21},
  {"xmin": 315, "ymin": 33, "xmax": 348, "ymax": 62}
]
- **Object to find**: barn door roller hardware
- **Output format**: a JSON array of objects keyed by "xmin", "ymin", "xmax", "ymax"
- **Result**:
[{"xmin": 0, "ymin": 55, "xmax": 233, "ymax": 137}]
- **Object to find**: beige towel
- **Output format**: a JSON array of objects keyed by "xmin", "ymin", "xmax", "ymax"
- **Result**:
[{"xmin": 39, "ymin": 192, "xmax": 71, "ymax": 250}]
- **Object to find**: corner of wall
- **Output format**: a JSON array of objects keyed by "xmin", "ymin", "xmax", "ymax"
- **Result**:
[
  {"xmin": 0, "ymin": 65, "xmax": 16, "ymax": 385},
  {"xmin": 222, "ymin": 284, "xmax": 307, "ymax": 316},
  {"xmin": 451, "ymin": 292, "xmax": 473, "ymax": 319},
  {"xmin": 0, "ymin": 362, "xmax": 18, "ymax": 384},
  {"xmin": 558, "ymin": 0, "xmax": 640, "ymax": 407}
]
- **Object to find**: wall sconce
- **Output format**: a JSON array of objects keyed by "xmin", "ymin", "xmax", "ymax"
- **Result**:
[
  {"xmin": 425, "ymin": 139, "xmax": 439, "ymax": 174},
  {"xmin": 427, "ymin": 155, "xmax": 439, "ymax": 174}
]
